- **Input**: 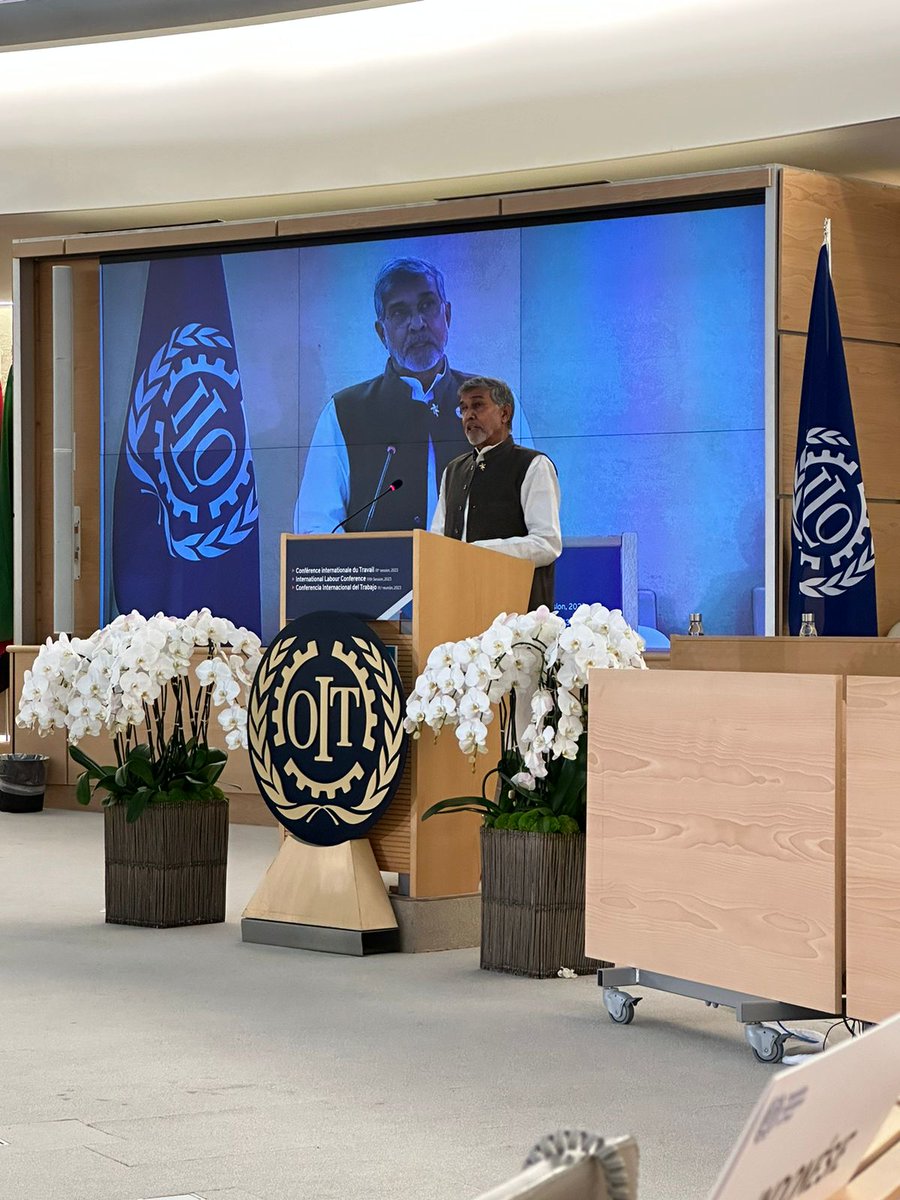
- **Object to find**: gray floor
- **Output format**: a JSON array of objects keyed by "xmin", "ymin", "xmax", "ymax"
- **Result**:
[{"xmin": 0, "ymin": 809, "xmax": 818, "ymax": 1200}]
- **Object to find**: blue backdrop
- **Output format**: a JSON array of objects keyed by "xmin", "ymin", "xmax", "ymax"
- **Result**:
[{"xmin": 100, "ymin": 201, "xmax": 766, "ymax": 642}]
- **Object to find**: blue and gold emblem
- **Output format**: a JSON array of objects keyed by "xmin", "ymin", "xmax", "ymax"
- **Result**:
[
  {"xmin": 125, "ymin": 322, "xmax": 258, "ymax": 561},
  {"xmin": 248, "ymin": 612, "xmax": 407, "ymax": 846}
]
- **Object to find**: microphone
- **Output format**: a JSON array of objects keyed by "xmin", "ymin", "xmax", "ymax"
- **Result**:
[{"xmin": 331, "ymin": 478, "xmax": 403, "ymax": 533}]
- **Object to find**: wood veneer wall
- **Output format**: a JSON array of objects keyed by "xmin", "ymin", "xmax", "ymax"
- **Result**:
[
  {"xmin": 32, "ymin": 258, "xmax": 101, "ymax": 639},
  {"xmin": 778, "ymin": 168, "xmax": 900, "ymax": 634}
]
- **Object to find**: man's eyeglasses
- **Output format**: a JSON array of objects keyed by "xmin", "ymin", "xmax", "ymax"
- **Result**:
[{"xmin": 383, "ymin": 296, "xmax": 444, "ymax": 326}]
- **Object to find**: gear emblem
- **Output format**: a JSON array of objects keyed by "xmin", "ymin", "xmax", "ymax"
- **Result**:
[
  {"xmin": 792, "ymin": 427, "xmax": 875, "ymax": 598},
  {"xmin": 125, "ymin": 323, "xmax": 259, "ymax": 562},
  {"xmin": 247, "ymin": 612, "xmax": 409, "ymax": 847}
]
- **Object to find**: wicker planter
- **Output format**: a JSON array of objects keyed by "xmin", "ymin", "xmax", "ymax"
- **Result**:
[
  {"xmin": 480, "ymin": 827, "xmax": 606, "ymax": 978},
  {"xmin": 104, "ymin": 798, "xmax": 229, "ymax": 928}
]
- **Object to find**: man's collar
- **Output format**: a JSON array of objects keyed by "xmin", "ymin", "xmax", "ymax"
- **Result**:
[
  {"xmin": 389, "ymin": 357, "xmax": 448, "ymax": 404},
  {"xmin": 474, "ymin": 435, "xmax": 514, "ymax": 462}
]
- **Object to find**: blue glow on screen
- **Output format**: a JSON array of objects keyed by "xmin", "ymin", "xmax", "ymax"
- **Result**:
[{"xmin": 100, "ymin": 201, "xmax": 766, "ymax": 641}]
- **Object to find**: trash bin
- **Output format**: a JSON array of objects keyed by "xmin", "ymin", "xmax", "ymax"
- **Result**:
[{"xmin": 0, "ymin": 754, "xmax": 50, "ymax": 813}]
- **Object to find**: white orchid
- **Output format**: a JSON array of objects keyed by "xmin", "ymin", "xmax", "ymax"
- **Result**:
[
  {"xmin": 480, "ymin": 623, "xmax": 514, "ymax": 659},
  {"xmin": 17, "ymin": 610, "xmax": 259, "ymax": 753},
  {"xmin": 405, "ymin": 603, "xmax": 645, "ymax": 782}
]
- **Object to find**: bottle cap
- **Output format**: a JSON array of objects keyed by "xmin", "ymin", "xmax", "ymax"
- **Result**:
[
  {"xmin": 801, "ymin": 613, "xmax": 815, "ymax": 622},
  {"xmin": 689, "ymin": 613, "xmax": 701, "ymax": 622}
]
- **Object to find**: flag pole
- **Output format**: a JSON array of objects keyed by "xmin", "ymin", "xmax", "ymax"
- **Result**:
[{"xmin": 823, "ymin": 217, "xmax": 832, "ymax": 270}]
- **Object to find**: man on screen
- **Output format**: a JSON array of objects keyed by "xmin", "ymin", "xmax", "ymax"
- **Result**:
[
  {"xmin": 432, "ymin": 377, "xmax": 560, "ymax": 610},
  {"xmin": 293, "ymin": 256, "xmax": 531, "ymax": 534}
]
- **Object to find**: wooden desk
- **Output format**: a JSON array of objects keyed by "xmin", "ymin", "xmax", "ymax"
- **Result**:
[
  {"xmin": 585, "ymin": 668, "xmax": 843, "ymax": 1011},
  {"xmin": 845, "ymin": 678, "xmax": 900, "ymax": 1022}
]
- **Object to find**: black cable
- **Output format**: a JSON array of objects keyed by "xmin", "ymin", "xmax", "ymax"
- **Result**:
[{"xmin": 820, "ymin": 1020, "xmax": 845, "ymax": 1051}]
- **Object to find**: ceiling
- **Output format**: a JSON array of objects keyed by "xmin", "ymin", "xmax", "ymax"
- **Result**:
[{"xmin": 2, "ymin": 0, "xmax": 900, "ymax": 302}]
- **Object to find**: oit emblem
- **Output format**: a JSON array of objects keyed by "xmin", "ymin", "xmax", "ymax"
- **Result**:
[
  {"xmin": 125, "ymin": 322, "xmax": 258, "ymax": 562},
  {"xmin": 791, "ymin": 426, "xmax": 875, "ymax": 597},
  {"xmin": 248, "ymin": 612, "xmax": 408, "ymax": 845}
]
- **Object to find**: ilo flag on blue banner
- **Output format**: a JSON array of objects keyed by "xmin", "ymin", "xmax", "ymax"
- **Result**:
[
  {"xmin": 112, "ymin": 255, "xmax": 261, "ymax": 632},
  {"xmin": 788, "ymin": 243, "xmax": 876, "ymax": 636}
]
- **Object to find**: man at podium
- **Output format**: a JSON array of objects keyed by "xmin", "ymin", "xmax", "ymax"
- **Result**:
[{"xmin": 431, "ymin": 377, "xmax": 561, "ymax": 610}]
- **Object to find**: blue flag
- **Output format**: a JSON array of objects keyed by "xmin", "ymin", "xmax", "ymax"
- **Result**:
[
  {"xmin": 112, "ymin": 255, "xmax": 261, "ymax": 632},
  {"xmin": 788, "ymin": 243, "xmax": 876, "ymax": 636}
]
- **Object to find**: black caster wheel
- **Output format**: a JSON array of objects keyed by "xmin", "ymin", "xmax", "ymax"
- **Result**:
[{"xmin": 610, "ymin": 1001, "xmax": 637, "ymax": 1025}]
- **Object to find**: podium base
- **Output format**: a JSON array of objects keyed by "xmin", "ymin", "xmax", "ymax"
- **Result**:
[
  {"xmin": 241, "ymin": 917, "xmax": 398, "ymax": 955},
  {"xmin": 241, "ymin": 834, "xmax": 398, "ymax": 955}
]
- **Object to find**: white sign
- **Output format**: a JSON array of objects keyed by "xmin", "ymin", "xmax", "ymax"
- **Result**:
[{"xmin": 709, "ymin": 1015, "xmax": 900, "ymax": 1200}]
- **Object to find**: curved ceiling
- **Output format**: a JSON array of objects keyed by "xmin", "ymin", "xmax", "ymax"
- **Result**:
[{"xmin": 2, "ymin": 0, "xmax": 900, "ymax": 216}]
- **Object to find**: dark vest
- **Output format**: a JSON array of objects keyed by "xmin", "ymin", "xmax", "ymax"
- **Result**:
[
  {"xmin": 333, "ymin": 361, "xmax": 473, "ymax": 532},
  {"xmin": 441, "ymin": 438, "xmax": 556, "ymax": 611}
]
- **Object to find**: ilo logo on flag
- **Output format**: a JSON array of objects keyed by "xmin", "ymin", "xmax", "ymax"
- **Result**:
[
  {"xmin": 125, "ymin": 322, "xmax": 259, "ymax": 562},
  {"xmin": 791, "ymin": 427, "xmax": 875, "ymax": 599}
]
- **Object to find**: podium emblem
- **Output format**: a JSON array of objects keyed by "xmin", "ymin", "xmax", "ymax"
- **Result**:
[{"xmin": 248, "ymin": 612, "xmax": 407, "ymax": 845}]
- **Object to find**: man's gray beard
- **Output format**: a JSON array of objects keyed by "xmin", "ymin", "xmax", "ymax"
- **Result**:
[
  {"xmin": 465, "ymin": 429, "xmax": 487, "ymax": 447},
  {"xmin": 393, "ymin": 344, "xmax": 442, "ymax": 373}
]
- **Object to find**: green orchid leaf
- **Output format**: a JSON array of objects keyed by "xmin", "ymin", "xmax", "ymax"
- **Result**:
[
  {"xmin": 125, "ymin": 788, "xmax": 152, "ymax": 823},
  {"xmin": 126, "ymin": 756, "xmax": 155, "ymax": 786},
  {"xmin": 422, "ymin": 795, "xmax": 500, "ymax": 821},
  {"xmin": 68, "ymin": 744, "xmax": 102, "ymax": 773},
  {"xmin": 75, "ymin": 771, "xmax": 92, "ymax": 806}
]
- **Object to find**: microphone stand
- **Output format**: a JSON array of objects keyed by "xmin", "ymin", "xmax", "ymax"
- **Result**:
[
  {"xmin": 331, "ymin": 473, "xmax": 402, "ymax": 533},
  {"xmin": 364, "ymin": 445, "xmax": 396, "ymax": 531}
]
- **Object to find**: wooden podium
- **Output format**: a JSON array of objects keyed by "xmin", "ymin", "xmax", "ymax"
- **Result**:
[{"xmin": 277, "ymin": 530, "xmax": 535, "ymax": 900}]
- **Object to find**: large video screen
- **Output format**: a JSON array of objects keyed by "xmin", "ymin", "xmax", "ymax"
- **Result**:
[{"xmin": 100, "ymin": 199, "xmax": 767, "ymax": 643}]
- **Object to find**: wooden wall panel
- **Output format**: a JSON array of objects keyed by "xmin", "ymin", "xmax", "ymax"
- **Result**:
[
  {"xmin": 845, "ymin": 676, "xmax": 900, "ymax": 1022},
  {"xmin": 779, "ymin": 169, "xmax": 900, "ymax": 342},
  {"xmin": 586, "ymin": 669, "xmax": 843, "ymax": 1012},
  {"xmin": 277, "ymin": 196, "xmax": 499, "ymax": 238},
  {"xmin": 33, "ymin": 262, "xmax": 57, "ymax": 638},
  {"xmin": 499, "ymin": 167, "xmax": 771, "ymax": 217},
  {"xmin": 72, "ymin": 262, "xmax": 101, "ymax": 638},
  {"xmin": 779, "ymin": 334, "xmax": 900, "ymax": 500},
  {"xmin": 779, "ymin": 497, "xmax": 900, "ymax": 636},
  {"xmin": 32, "ymin": 259, "xmax": 102, "ymax": 639}
]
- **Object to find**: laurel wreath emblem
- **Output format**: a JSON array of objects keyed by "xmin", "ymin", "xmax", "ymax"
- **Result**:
[
  {"xmin": 248, "ymin": 634, "xmax": 406, "ymax": 832},
  {"xmin": 800, "ymin": 543, "xmax": 875, "ymax": 598},
  {"xmin": 125, "ymin": 322, "xmax": 259, "ymax": 561},
  {"xmin": 792, "ymin": 426, "xmax": 875, "ymax": 597}
]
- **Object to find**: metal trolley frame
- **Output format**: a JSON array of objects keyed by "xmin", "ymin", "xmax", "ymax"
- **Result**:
[{"xmin": 598, "ymin": 966, "xmax": 841, "ymax": 1064}]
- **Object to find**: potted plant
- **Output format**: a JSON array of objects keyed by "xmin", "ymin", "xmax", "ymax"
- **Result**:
[
  {"xmin": 16, "ymin": 609, "xmax": 261, "ymax": 928},
  {"xmin": 404, "ymin": 603, "xmax": 645, "ymax": 977}
]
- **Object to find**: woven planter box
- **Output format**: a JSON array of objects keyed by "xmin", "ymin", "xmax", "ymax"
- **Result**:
[
  {"xmin": 480, "ymin": 827, "xmax": 606, "ymax": 978},
  {"xmin": 104, "ymin": 798, "xmax": 229, "ymax": 928}
]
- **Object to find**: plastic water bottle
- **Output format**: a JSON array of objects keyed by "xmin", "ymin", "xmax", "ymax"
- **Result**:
[
  {"xmin": 687, "ymin": 613, "xmax": 704, "ymax": 636},
  {"xmin": 799, "ymin": 612, "xmax": 818, "ymax": 638}
]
